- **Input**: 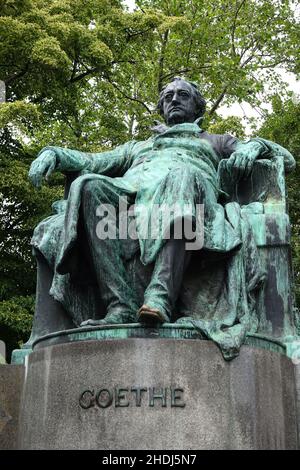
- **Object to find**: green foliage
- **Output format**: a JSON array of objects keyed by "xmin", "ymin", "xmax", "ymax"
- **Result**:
[
  {"xmin": 0, "ymin": 295, "xmax": 34, "ymax": 359},
  {"xmin": 31, "ymin": 36, "xmax": 72, "ymax": 69},
  {"xmin": 0, "ymin": 101, "xmax": 40, "ymax": 131},
  {"xmin": 207, "ymin": 115, "xmax": 246, "ymax": 139},
  {"xmin": 0, "ymin": 0, "xmax": 299, "ymax": 354}
]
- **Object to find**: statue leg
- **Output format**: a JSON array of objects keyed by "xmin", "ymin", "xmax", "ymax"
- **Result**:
[
  {"xmin": 80, "ymin": 179, "xmax": 139, "ymax": 325},
  {"xmin": 138, "ymin": 237, "xmax": 192, "ymax": 323},
  {"xmin": 137, "ymin": 165, "xmax": 205, "ymax": 324}
]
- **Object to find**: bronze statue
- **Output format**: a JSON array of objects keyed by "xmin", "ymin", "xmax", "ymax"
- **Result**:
[{"xmin": 27, "ymin": 78, "xmax": 296, "ymax": 359}]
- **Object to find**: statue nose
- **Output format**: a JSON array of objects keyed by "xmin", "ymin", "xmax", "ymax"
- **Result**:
[
  {"xmin": 171, "ymin": 93, "xmax": 180, "ymax": 104},
  {"xmin": 171, "ymin": 100, "xmax": 179, "ymax": 108}
]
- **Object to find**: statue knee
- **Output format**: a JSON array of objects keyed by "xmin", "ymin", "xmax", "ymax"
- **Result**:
[
  {"xmin": 82, "ymin": 179, "xmax": 101, "ymax": 196},
  {"xmin": 81, "ymin": 179, "xmax": 109, "ymax": 209}
]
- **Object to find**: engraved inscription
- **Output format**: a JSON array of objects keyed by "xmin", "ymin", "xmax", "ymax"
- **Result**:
[{"xmin": 79, "ymin": 387, "xmax": 185, "ymax": 409}]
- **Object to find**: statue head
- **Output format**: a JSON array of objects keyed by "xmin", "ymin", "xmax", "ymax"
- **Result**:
[{"xmin": 157, "ymin": 77, "xmax": 206, "ymax": 126}]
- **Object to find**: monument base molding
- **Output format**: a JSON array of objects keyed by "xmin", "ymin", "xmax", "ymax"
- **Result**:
[{"xmin": 18, "ymin": 337, "xmax": 298, "ymax": 449}]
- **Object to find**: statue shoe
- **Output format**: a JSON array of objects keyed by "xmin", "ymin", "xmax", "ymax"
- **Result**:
[
  {"xmin": 80, "ymin": 312, "xmax": 136, "ymax": 326},
  {"xmin": 137, "ymin": 305, "xmax": 169, "ymax": 324}
]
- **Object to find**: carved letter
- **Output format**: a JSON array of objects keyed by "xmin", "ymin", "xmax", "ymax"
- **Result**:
[
  {"xmin": 115, "ymin": 388, "xmax": 129, "ymax": 407},
  {"xmin": 149, "ymin": 387, "xmax": 167, "ymax": 407},
  {"xmin": 171, "ymin": 387, "xmax": 185, "ymax": 407},
  {"xmin": 131, "ymin": 387, "xmax": 147, "ymax": 407},
  {"xmin": 96, "ymin": 389, "xmax": 113, "ymax": 408},
  {"xmin": 79, "ymin": 389, "xmax": 95, "ymax": 409}
]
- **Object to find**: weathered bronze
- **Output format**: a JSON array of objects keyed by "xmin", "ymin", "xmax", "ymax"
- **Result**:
[{"xmin": 26, "ymin": 77, "xmax": 297, "ymax": 359}]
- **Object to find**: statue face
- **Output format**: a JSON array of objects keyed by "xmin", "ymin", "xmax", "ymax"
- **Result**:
[{"xmin": 162, "ymin": 80, "xmax": 197, "ymax": 125}]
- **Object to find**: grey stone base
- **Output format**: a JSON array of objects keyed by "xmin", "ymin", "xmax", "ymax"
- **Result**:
[
  {"xmin": 18, "ymin": 339, "xmax": 298, "ymax": 450},
  {"xmin": 0, "ymin": 365, "xmax": 24, "ymax": 449}
]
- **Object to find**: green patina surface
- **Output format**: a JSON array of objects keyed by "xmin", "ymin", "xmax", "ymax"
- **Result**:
[
  {"xmin": 12, "ymin": 324, "xmax": 300, "ymax": 365},
  {"xmin": 27, "ymin": 128, "xmax": 298, "ymax": 360},
  {"xmin": 25, "ymin": 79, "xmax": 298, "ymax": 361},
  {"xmin": 11, "ymin": 348, "xmax": 32, "ymax": 365}
]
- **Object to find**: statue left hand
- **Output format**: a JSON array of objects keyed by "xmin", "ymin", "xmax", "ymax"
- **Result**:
[
  {"xmin": 29, "ymin": 149, "xmax": 57, "ymax": 188},
  {"xmin": 225, "ymin": 142, "xmax": 261, "ymax": 181}
]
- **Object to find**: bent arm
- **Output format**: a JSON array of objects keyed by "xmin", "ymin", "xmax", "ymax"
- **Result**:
[
  {"xmin": 247, "ymin": 137, "xmax": 296, "ymax": 172},
  {"xmin": 29, "ymin": 140, "xmax": 137, "ymax": 188},
  {"xmin": 222, "ymin": 134, "xmax": 295, "ymax": 172},
  {"xmin": 41, "ymin": 140, "xmax": 136, "ymax": 175}
]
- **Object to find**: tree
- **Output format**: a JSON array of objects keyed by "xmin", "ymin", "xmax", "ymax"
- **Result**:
[{"xmin": 114, "ymin": 0, "xmax": 299, "ymax": 121}]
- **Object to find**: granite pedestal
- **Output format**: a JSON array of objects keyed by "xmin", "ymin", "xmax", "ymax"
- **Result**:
[
  {"xmin": 0, "ymin": 364, "xmax": 24, "ymax": 449},
  {"xmin": 18, "ymin": 332, "xmax": 298, "ymax": 450}
]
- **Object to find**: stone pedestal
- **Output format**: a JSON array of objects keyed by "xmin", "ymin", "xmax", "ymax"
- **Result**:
[
  {"xmin": 18, "ymin": 336, "xmax": 298, "ymax": 450},
  {"xmin": 0, "ymin": 365, "xmax": 24, "ymax": 449}
]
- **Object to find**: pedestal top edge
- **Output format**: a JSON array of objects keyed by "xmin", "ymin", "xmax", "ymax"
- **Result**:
[{"xmin": 30, "ymin": 323, "xmax": 287, "ymax": 358}]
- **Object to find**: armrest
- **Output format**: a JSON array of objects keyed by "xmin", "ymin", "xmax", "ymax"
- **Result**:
[{"xmin": 218, "ymin": 155, "xmax": 286, "ymax": 211}]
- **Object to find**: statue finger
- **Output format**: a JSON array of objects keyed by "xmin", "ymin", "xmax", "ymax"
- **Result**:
[
  {"xmin": 228, "ymin": 162, "xmax": 239, "ymax": 180},
  {"xmin": 237, "ymin": 158, "xmax": 248, "ymax": 180},
  {"xmin": 29, "ymin": 160, "xmax": 48, "ymax": 187},
  {"xmin": 231, "ymin": 155, "xmax": 245, "ymax": 181},
  {"xmin": 231, "ymin": 163, "xmax": 241, "ymax": 182},
  {"xmin": 225, "ymin": 161, "xmax": 231, "ymax": 174},
  {"xmin": 226, "ymin": 155, "xmax": 237, "ymax": 173},
  {"xmin": 244, "ymin": 159, "xmax": 254, "ymax": 179},
  {"xmin": 28, "ymin": 164, "xmax": 40, "ymax": 188},
  {"xmin": 29, "ymin": 171, "xmax": 42, "ymax": 188},
  {"xmin": 45, "ymin": 160, "xmax": 56, "ymax": 180}
]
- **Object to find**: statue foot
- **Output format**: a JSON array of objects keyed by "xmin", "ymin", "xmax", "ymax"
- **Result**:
[
  {"xmin": 137, "ymin": 305, "xmax": 169, "ymax": 324},
  {"xmin": 80, "ymin": 319, "xmax": 108, "ymax": 326},
  {"xmin": 81, "ymin": 312, "xmax": 135, "ymax": 326},
  {"xmin": 175, "ymin": 317, "xmax": 194, "ymax": 327}
]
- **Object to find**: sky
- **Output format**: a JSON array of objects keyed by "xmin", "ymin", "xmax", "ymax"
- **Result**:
[
  {"xmin": 123, "ymin": 0, "xmax": 300, "ymax": 132},
  {"xmin": 123, "ymin": 0, "xmax": 136, "ymax": 9}
]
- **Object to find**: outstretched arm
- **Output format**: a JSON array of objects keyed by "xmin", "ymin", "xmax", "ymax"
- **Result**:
[
  {"xmin": 29, "ymin": 141, "xmax": 136, "ymax": 188},
  {"xmin": 224, "ymin": 136, "xmax": 296, "ymax": 181}
]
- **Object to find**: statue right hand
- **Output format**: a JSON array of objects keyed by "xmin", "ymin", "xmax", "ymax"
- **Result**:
[{"xmin": 29, "ymin": 148, "xmax": 57, "ymax": 188}]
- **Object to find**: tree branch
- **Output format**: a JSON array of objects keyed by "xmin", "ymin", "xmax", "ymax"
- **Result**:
[
  {"xmin": 4, "ymin": 65, "xmax": 29, "ymax": 86},
  {"xmin": 69, "ymin": 67, "xmax": 101, "ymax": 83},
  {"xmin": 157, "ymin": 30, "xmax": 169, "ymax": 93},
  {"xmin": 161, "ymin": 68, "xmax": 192, "ymax": 83},
  {"xmin": 69, "ymin": 60, "xmax": 137, "ymax": 83},
  {"xmin": 185, "ymin": 4, "xmax": 199, "ymax": 69},
  {"xmin": 106, "ymin": 75, "xmax": 152, "ymax": 114},
  {"xmin": 209, "ymin": 86, "xmax": 228, "ymax": 116},
  {"xmin": 70, "ymin": 57, "xmax": 79, "ymax": 82},
  {"xmin": 231, "ymin": 0, "xmax": 247, "ymax": 58},
  {"xmin": 256, "ymin": 61, "xmax": 285, "ymax": 69},
  {"xmin": 240, "ymin": 50, "xmax": 257, "ymax": 68},
  {"xmin": 125, "ymin": 26, "xmax": 156, "ymax": 40}
]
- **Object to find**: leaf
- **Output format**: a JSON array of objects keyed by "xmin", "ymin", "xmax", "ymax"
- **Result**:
[{"xmin": 31, "ymin": 36, "xmax": 71, "ymax": 69}]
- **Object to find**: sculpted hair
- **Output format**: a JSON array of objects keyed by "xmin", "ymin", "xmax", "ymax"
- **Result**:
[{"xmin": 157, "ymin": 77, "xmax": 206, "ymax": 119}]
